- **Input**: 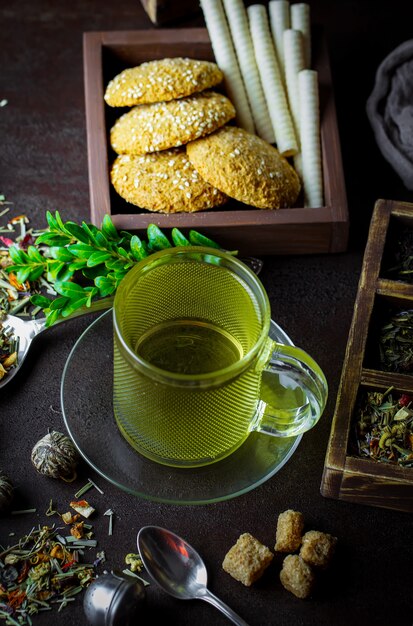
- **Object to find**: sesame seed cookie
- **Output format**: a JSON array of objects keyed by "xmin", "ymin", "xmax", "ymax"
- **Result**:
[
  {"xmin": 186, "ymin": 126, "xmax": 301, "ymax": 209},
  {"xmin": 104, "ymin": 57, "xmax": 224, "ymax": 107},
  {"xmin": 110, "ymin": 148, "xmax": 228, "ymax": 213},
  {"xmin": 110, "ymin": 91, "xmax": 236, "ymax": 156}
]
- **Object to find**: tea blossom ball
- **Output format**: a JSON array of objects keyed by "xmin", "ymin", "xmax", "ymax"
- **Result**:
[{"xmin": 31, "ymin": 430, "xmax": 79, "ymax": 481}]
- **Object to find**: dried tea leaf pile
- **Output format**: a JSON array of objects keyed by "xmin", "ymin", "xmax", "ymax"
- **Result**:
[
  {"xmin": 0, "ymin": 524, "xmax": 97, "ymax": 624},
  {"xmin": 353, "ymin": 387, "xmax": 413, "ymax": 467},
  {"xmin": 386, "ymin": 226, "xmax": 413, "ymax": 283},
  {"xmin": 379, "ymin": 310, "xmax": 413, "ymax": 373}
]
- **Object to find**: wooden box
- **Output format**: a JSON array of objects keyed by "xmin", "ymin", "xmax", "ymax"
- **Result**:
[
  {"xmin": 321, "ymin": 199, "xmax": 413, "ymax": 513},
  {"xmin": 83, "ymin": 28, "xmax": 348, "ymax": 256}
]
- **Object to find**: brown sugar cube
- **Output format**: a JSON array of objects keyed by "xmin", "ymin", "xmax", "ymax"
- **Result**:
[
  {"xmin": 299, "ymin": 530, "xmax": 337, "ymax": 569},
  {"xmin": 274, "ymin": 509, "xmax": 304, "ymax": 552},
  {"xmin": 280, "ymin": 554, "xmax": 315, "ymax": 599},
  {"xmin": 222, "ymin": 532, "xmax": 274, "ymax": 587}
]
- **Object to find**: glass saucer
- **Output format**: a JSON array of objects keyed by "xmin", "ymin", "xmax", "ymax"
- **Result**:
[{"xmin": 61, "ymin": 310, "xmax": 301, "ymax": 505}]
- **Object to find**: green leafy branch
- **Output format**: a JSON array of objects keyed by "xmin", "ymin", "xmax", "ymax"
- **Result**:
[{"xmin": 5, "ymin": 211, "xmax": 222, "ymax": 326}]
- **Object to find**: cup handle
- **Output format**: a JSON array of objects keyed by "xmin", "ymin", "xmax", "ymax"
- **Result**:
[{"xmin": 254, "ymin": 339, "xmax": 328, "ymax": 438}]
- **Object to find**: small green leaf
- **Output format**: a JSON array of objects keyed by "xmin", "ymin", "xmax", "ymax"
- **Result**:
[
  {"xmin": 64, "ymin": 222, "xmax": 91, "ymax": 243},
  {"xmin": 119, "ymin": 230, "xmax": 132, "ymax": 242},
  {"xmin": 54, "ymin": 211, "xmax": 70, "ymax": 234},
  {"xmin": 28, "ymin": 266, "xmax": 46, "ymax": 281},
  {"xmin": 147, "ymin": 224, "xmax": 171, "ymax": 251},
  {"xmin": 67, "ymin": 243, "xmax": 97, "ymax": 258},
  {"xmin": 113, "ymin": 269, "xmax": 129, "ymax": 282},
  {"xmin": 8, "ymin": 246, "xmax": 25, "ymax": 264},
  {"xmin": 116, "ymin": 246, "xmax": 131, "ymax": 259},
  {"xmin": 49, "ymin": 296, "xmax": 70, "ymax": 311},
  {"xmin": 49, "ymin": 246, "xmax": 75, "ymax": 262},
  {"xmin": 27, "ymin": 245, "xmax": 45, "ymax": 263},
  {"xmin": 95, "ymin": 275, "xmax": 116, "ymax": 297},
  {"xmin": 85, "ymin": 287, "xmax": 99, "ymax": 306},
  {"xmin": 15, "ymin": 267, "xmax": 32, "ymax": 283},
  {"xmin": 36, "ymin": 232, "xmax": 72, "ymax": 247},
  {"xmin": 68, "ymin": 259, "xmax": 88, "ymax": 271},
  {"xmin": 102, "ymin": 215, "xmax": 119, "ymax": 240},
  {"xmin": 46, "ymin": 210, "xmax": 58, "ymax": 231},
  {"xmin": 105, "ymin": 258, "xmax": 128, "ymax": 271},
  {"xmin": 4, "ymin": 264, "xmax": 19, "ymax": 275},
  {"xmin": 87, "ymin": 251, "xmax": 112, "ymax": 267},
  {"xmin": 94, "ymin": 231, "xmax": 110, "ymax": 248},
  {"xmin": 81, "ymin": 221, "xmax": 100, "ymax": 244},
  {"xmin": 46, "ymin": 260, "xmax": 66, "ymax": 282},
  {"xmin": 130, "ymin": 235, "xmax": 148, "ymax": 261},
  {"xmin": 30, "ymin": 294, "xmax": 53, "ymax": 308},
  {"xmin": 54, "ymin": 281, "xmax": 86, "ymax": 298},
  {"xmin": 61, "ymin": 296, "xmax": 89, "ymax": 317},
  {"xmin": 45, "ymin": 308, "xmax": 61, "ymax": 327},
  {"xmin": 55, "ymin": 265, "xmax": 75, "ymax": 283},
  {"xmin": 189, "ymin": 230, "xmax": 220, "ymax": 249},
  {"xmin": 171, "ymin": 228, "xmax": 189, "ymax": 247}
]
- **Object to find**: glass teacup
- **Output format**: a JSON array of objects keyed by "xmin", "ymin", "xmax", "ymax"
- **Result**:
[{"xmin": 113, "ymin": 247, "xmax": 327, "ymax": 468}]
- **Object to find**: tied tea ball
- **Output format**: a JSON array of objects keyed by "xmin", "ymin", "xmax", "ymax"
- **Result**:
[
  {"xmin": 0, "ymin": 470, "xmax": 13, "ymax": 512},
  {"xmin": 31, "ymin": 431, "xmax": 79, "ymax": 481}
]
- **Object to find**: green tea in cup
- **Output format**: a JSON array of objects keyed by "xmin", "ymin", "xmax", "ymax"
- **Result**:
[{"xmin": 113, "ymin": 247, "xmax": 327, "ymax": 468}]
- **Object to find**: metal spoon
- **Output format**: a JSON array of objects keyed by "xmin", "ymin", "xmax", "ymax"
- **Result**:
[
  {"xmin": 0, "ymin": 297, "xmax": 113, "ymax": 390},
  {"xmin": 137, "ymin": 525, "xmax": 250, "ymax": 626}
]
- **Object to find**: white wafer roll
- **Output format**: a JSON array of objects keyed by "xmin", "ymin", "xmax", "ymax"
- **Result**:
[
  {"xmin": 269, "ymin": 0, "xmax": 290, "ymax": 77},
  {"xmin": 298, "ymin": 69, "xmax": 323, "ymax": 207},
  {"xmin": 222, "ymin": 0, "xmax": 275, "ymax": 143},
  {"xmin": 283, "ymin": 28, "xmax": 306, "ymax": 138},
  {"xmin": 293, "ymin": 151, "xmax": 303, "ymax": 182},
  {"xmin": 248, "ymin": 4, "xmax": 298, "ymax": 156},
  {"xmin": 291, "ymin": 2, "xmax": 311, "ymax": 67},
  {"xmin": 200, "ymin": 0, "xmax": 255, "ymax": 132}
]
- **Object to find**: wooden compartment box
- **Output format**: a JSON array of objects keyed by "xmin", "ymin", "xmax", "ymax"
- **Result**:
[
  {"xmin": 321, "ymin": 199, "xmax": 413, "ymax": 512},
  {"xmin": 83, "ymin": 28, "xmax": 348, "ymax": 256}
]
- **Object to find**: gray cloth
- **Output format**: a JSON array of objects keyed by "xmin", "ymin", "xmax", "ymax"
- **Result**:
[{"xmin": 366, "ymin": 39, "xmax": 413, "ymax": 190}]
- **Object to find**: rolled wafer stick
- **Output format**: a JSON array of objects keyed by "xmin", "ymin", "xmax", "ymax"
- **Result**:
[
  {"xmin": 222, "ymin": 0, "xmax": 275, "ymax": 143},
  {"xmin": 291, "ymin": 2, "xmax": 311, "ymax": 67},
  {"xmin": 298, "ymin": 69, "xmax": 323, "ymax": 207},
  {"xmin": 269, "ymin": 0, "xmax": 290, "ymax": 77},
  {"xmin": 248, "ymin": 4, "xmax": 298, "ymax": 156},
  {"xmin": 199, "ymin": 0, "xmax": 255, "ymax": 133},
  {"xmin": 283, "ymin": 28, "xmax": 306, "ymax": 138},
  {"xmin": 293, "ymin": 151, "xmax": 303, "ymax": 182}
]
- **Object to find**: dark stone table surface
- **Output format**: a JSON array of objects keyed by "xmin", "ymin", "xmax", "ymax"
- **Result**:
[{"xmin": 1, "ymin": 1, "xmax": 413, "ymax": 625}]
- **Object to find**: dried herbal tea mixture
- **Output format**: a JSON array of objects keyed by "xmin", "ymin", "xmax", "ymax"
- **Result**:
[
  {"xmin": 0, "ymin": 325, "xmax": 18, "ymax": 380},
  {"xmin": 386, "ymin": 226, "xmax": 413, "ymax": 283},
  {"xmin": 0, "ymin": 201, "xmax": 48, "ymax": 381},
  {"xmin": 0, "ymin": 521, "xmax": 97, "ymax": 624},
  {"xmin": 379, "ymin": 309, "xmax": 413, "ymax": 373},
  {"xmin": 0, "ymin": 205, "xmax": 45, "ymax": 319},
  {"xmin": 353, "ymin": 387, "xmax": 413, "ymax": 467}
]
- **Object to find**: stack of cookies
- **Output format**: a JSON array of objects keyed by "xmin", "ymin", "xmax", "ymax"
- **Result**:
[{"xmin": 105, "ymin": 57, "xmax": 300, "ymax": 214}]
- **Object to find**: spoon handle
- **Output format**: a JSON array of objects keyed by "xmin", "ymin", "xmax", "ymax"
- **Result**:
[{"xmin": 200, "ymin": 589, "xmax": 250, "ymax": 626}]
